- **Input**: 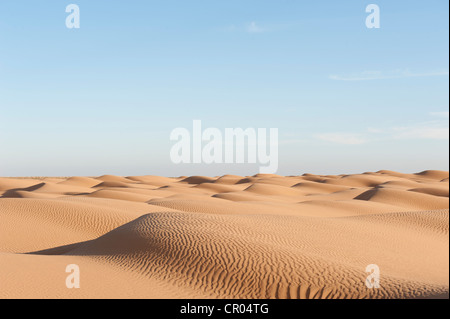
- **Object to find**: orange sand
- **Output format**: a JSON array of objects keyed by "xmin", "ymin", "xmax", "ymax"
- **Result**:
[{"xmin": 0, "ymin": 170, "xmax": 448, "ymax": 299}]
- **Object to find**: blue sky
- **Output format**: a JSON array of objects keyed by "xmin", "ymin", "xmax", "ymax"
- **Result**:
[{"xmin": 0, "ymin": 0, "xmax": 448, "ymax": 176}]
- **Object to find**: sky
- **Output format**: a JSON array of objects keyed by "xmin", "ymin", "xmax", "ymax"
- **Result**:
[{"xmin": 0, "ymin": 0, "xmax": 448, "ymax": 177}]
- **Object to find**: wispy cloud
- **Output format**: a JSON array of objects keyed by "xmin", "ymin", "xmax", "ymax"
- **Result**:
[
  {"xmin": 391, "ymin": 123, "xmax": 449, "ymax": 140},
  {"xmin": 430, "ymin": 111, "xmax": 450, "ymax": 118},
  {"xmin": 316, "ymin": 133, "xmax": 368, "ymax": 145},
  {"xmin": 246, "ymin": 22, "xmax": 265, "ymax": 33},
  {"xmin": 375, "ymin": 121, "xmax": 449, "ymax": 141},
  {"xmin": 315, "ymin": 113, "xmax": 449, "ymax": 145},
  {"xmin": 221, "ymin": 21, "xmax": 271, "ymax": 34},
  {"xmin": 390, "ymin": 112, "xmax": 449, "ymax": 140},
  {"xmin": 329, "ymin": 69, "xmax": 449, "ymax": 81}
]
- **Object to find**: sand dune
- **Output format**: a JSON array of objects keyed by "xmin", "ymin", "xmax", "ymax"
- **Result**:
[
  {"xmin": 355, "ymin": 188, "xmax": 449, "ymax": 210},
  {"xmin": 58, "ymin": 177, "xmax": 102, "ymax": 188},
  {"xmin": 0, "ymin": 171, "xmax": 448, "ymax": 299}
]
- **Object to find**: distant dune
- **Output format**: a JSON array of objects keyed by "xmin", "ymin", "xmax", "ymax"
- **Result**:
[{"xmin": 0, "ymin": 171, "xmax": 448, "ymax": 299}]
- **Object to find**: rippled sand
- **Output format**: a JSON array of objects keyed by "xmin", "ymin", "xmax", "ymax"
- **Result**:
[{"xmin": 0, "ymin": 170, "xmax": 448, "ymax": 299}]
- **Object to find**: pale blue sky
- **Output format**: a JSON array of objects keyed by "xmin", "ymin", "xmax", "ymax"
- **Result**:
[{"xmin": 0, "ymin": 0, "xmax": 448, "ymax": 176}]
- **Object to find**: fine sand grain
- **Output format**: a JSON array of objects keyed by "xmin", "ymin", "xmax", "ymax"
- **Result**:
[{"xmin": 0, "ymin": 170, "xmax": 448, "ymax": 299}]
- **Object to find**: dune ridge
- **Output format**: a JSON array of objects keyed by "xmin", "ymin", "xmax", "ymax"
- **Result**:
[{"xmin": 0, "ymin": 170, "xmax": 448, "ymax": 299}]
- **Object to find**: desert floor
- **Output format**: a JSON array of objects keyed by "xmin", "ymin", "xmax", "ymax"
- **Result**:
[{"xmin": 0, "ymin": 170, "xmax": 448, "ymax": 299}]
